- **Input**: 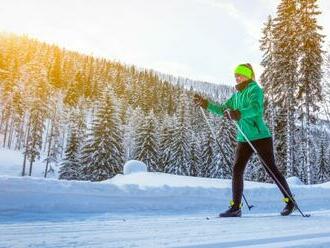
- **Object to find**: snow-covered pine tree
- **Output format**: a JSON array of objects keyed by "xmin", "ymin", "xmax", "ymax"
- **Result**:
[
  {"xmin": 163, "ymin": 92, "xmax": 192, "ymax": 175},
  {"xmin": 0, "ymin": 60, "xmax": 19, "ymax": 148},
  {"xmin": 123, "ymin": 106, "xmax": 144, "ymax": 161},
  {"xmin": 5, "ymin": 77, "xmax": 23, "ymax": 150},
  {"xmin": 200, "ymin": 130, "xmax": 215, "ymax": 177},
  {"xmin": 59, "ymin": 104, "xmax": 87, "ymax": 180},
  {"xmin": 23, "ymin": 62, "xmax": 49, "ymax": 176},
  {"xmin": 189, "ymin": 135, "xmax": 202, "ymax": 176},
  {"xmin": 59, "ymin": 122, "xmax": 81, "ymax": 180},
  {"xmin": 159, "ymin": 81, "xmax": 176, "ymax": 115},
  {"xmin": 64, "ymin": 77, "xmax": 80, "ymax": 107},
  {"xmin": 258, "ymin": 15, "xmax": 281, "ymax": 182},
  {"xmin": 322, "ymin": 45, "xmax": 330, "ymax": 123},
  {"xmin": 271, "ymin": 0, "xmax": 300, "ymax": 177},
  {"xmin": 245, "ymin": 154, "xmax": 270, "ymax": 183},
  {"xmin": 133, "ymin": 110, "xmax": 159, "ymax": 172},
  {"xmin": 323, "ymin": 45, "xmax": 330, "ymax": 104},
  {"xmin": 80, "ymin": 87, "xmax": 124, "ymax": 181},
  {"xmin": 6, "ymin": 81, "xmax": 25, "ymax": 151},
  {"xmin": 214, "ymin": 115, "xmax": 236, "ymax": 179},
  {"xmin": 296, "ymin": 0, "xmax": 324, "ymax": 184},
  {"xmin": 44, "ymin": 92, "xmax": 65, "ymax": 178},
  {"xmin": 317, "ymin": 131, "xmax": 330, "ymax": 183},
  {"xmin": 159, "ymin": 114, "xmax": 177, "ymax": 173},
  {"xmin": 49, "ymin": 47, "xmax": 63, "ymax": 89},
  {"xmin": 260, "ymin": 15, "xmax": 276, "ymax": 135},
  {"xmin": 189, "ymin": 98, "xmax": 205, "ymax": 177},
  {"xmin": 113, "ymin": 71, "xmax": 126, "ymax": 97}
]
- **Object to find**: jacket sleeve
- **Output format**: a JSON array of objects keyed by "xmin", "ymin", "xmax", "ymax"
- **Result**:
[
  {"xmin": 239, "ymin": 86, "xmax": 263, "ymax": 119},
  {"xmin": 206, "ymin": 94, "xmax": 234, "ymax": 116}
]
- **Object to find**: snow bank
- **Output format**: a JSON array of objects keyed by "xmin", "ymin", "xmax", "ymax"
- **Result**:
[
  {"xmin": 123, "ymin": 160, "xmax": 147, "ymax": 175},
  {"xmin": 111, "ymin": 172, "xmax": 231, "ymax": 188},
  {"xmin": 1, "ymin": 172, "xmax": 330, "ymax": 214},
  {"xmin": 286, "ymin": 176, "xmax": 304, "ymax": 185}
]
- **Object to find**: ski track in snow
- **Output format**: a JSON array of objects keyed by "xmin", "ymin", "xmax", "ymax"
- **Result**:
[{"xmin": 1, "ymin": 210, "xmax": 330, "ymax": 248}]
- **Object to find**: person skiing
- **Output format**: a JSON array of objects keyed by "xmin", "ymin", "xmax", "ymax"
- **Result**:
[{"xmin": 194, "ymin": 63, "xmax": 295, "ymax": 217}]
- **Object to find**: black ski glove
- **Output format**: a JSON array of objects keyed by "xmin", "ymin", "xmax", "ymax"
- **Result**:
[
  {"xmin": 224, "ymin": 110, "xmax": 241, "ymax": 121},
  {"xmin": 193, "ymin": 94, "xmax": 208, "ymax": 109}
]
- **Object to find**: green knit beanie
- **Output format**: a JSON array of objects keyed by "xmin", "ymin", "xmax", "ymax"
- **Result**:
[{"xmin": 234, "ymin": 64, "xmax": 253, "ymax": 79}]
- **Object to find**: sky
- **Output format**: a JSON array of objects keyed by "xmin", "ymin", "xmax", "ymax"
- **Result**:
[{"xmin": 0, "ymin": 0, "xmax": 329, "ymax": 86}]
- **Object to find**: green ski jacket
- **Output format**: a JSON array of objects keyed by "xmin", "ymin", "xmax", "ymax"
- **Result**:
[{"xmin": 207, "ymin": 81, "xmax": 272, "ymax": 142}]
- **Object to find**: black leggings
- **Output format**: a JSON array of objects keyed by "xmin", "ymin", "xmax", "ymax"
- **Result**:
[{"xmin": 232, "ymin": 137, "xmax": 293, "ymax": 208}]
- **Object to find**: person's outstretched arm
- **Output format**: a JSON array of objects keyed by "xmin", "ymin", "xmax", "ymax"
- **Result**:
[{"xmin": 206, "ymin": 95, "xmax": 234, "ymax": 116}]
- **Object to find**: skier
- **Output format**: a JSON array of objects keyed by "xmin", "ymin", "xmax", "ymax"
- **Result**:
[{"xmin": 194, "ymin": 63, "xmax": 295, "ymax": 217}]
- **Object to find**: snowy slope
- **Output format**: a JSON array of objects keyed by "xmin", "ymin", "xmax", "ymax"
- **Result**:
[{"xmin": 1, "ymin": 171, "xmax": 330, "ymax": 247}]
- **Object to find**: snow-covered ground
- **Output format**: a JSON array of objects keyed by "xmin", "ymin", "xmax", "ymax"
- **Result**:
[
  {"xmin": 1, "ymin": 149, "xmax": 330, "ymax": 247},
  {"xmin": 2, "ymin": 172, "xmax": 330, "ymax": 214},
  {"xmin": 0, "ymin": 148, "xmax": 58, "ymax": 178},
  {"xmin": 1, "ymin": 172, "xmax": 330, "ymax": 247},
  {"xmin": 2, "ymin": 210, "xmax": 330, "ymax": 248}
]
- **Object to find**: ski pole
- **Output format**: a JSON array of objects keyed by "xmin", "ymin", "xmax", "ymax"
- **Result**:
[
  {"xmin": 199, "ymin": 106, "xmax": 254, "ymax": 211},
  {"xmin": 225, "ymin": 110, "xmax": 310, "ymax": 217},
  {"xmin": 242, "ymin": 194, "xmax": 254, "ymax": 211}
]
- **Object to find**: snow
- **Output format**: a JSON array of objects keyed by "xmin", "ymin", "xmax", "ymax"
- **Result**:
[
  {"xmin": 1, "ymin": 172, "xmax": 330, "ymax": 215},
  {"xmin": 286, "ymin": 176, "xmax": 304, "ymax": 185},
  {"xmin": 2, "ymin": 211, "xmax": 330, "ymax": 248},
  {"xmin": 0, "ymin": 149, "xmax": 23, "ymax": 176},
  {"xmin": 123, "ymin": 159, "xmax": 147, "ymax": 175},
  {"xmin": 1, "ymin": 164, "xmax": 330, "ymax": 247},
  {"xmin": 0, "ymin": 148, "xmax": 58, "ymax": 178}
]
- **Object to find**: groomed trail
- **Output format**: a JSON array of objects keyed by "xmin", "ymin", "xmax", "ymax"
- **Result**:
[
  {"xmin": 1, "ymin": 211, "xmax": 330, "ymax": 248},
  {"xmin": 1, "ymin": 172, "xmax": 330, "ymax": 247}
]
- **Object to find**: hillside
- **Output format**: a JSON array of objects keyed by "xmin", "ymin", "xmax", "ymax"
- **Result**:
[
  {"xmin": 0, "ymin": 33, "xmax": 237, "ymax": 182},
  {"xmin": 0, "ymin": 33, "xmax": 330, "ymax": 185}
]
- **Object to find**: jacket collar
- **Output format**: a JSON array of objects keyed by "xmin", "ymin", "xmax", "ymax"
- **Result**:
[{"xmin": 235, "ymin": 79, "xmax": 254, "ymax": 92}]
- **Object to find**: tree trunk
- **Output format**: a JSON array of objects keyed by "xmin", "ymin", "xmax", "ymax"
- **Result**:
[
  {"xmin": 306, "ymin": 99, "xmax": 311, "ymax": 185},
  {"xmin": 21, "ymin": 121, "xmax": 31, "ymax": 176},
  {"xmin": 16, "ymin": 119, "xmax": 25, "ymax": 150},
  {"xmin": 43, "ymin": 119, "xmax": 51, "ymax": 153},
  {"xmin": 0, "ymin": 108, "xmax": 5, "ymax": 130},
  {"xmin": 286, "ymin": 87, "xmax": 294, "ymax": 177},
  {"xmin": 28, "ymin": 158, "xmax": 33, "ymax": 176},
  {"xmin": 2, "ymin": 117, "xmax": 9, "ymax": 148},
  {"xmin": 7, "ymin": 117, "xmax": 15, "ymax": 149},
  {"xmin": 44, "ymin": 122, "xmax": 54, "ymax": 178},
  {"xmin": 61, "ymin": 130, "xmax": 66, "ymax": 158}
]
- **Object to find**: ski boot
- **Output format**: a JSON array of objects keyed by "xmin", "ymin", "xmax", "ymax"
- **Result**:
[
  {"xmin": 280, "ymin": 197, "xmax": 296, "ymax": 216},
  {"xmin": 219, "ymin": 200, "xmax": 242, "ymax": 218}
]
